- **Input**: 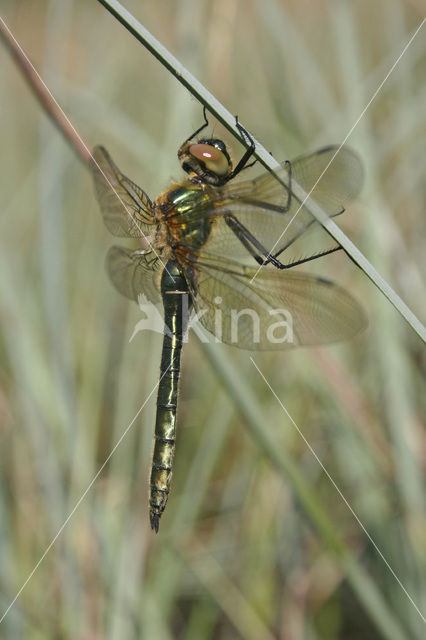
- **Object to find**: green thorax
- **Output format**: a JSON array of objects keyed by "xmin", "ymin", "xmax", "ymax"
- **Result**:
[{"xmin": 164, "ymin": 183, "xmax": 216, "ymax": 250}]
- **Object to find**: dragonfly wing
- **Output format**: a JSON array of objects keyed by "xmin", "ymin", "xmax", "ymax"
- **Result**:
[
  {"xmin": 290, "ymin": 145, "xmax": 364, "ymax": 210},
  {"xmin": 92, "ymin": 146, "xmax": 155, "ymax": 238},
  {"xmin": 106, "ymin": 246, "xmax": 162, "ymax": 304},
  {"xmin": 181, "ymin": 256, "xmax": 366, "ymax": 350},
  {"xmin": 177, "ymin": 146, "xmax": 363, "ymax": 267}
]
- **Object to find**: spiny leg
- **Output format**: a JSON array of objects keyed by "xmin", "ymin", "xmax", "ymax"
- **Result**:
[
  {"xmin": 224, "ymin": 213, "xmax": 284, "ymax": 268},
  {"xmin": 222, "ymin": 116, "xmax": 258, "ymax": 183},
  {"xmin": 225, "ymin": 213, "xmax": 342, "ymax": 269},
  {"xmin": 183, "ymin": 106, "xmax": 210, "ymax": 144}
]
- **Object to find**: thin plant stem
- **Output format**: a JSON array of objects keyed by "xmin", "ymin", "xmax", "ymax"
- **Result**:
[{"xmin": 0, "ymin": 16, "xmax": 90, "ymax": 165}]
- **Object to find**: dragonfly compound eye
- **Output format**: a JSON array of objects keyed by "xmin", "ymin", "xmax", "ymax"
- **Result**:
[{"xmin": 189, "ymin": 143, "xmax": 230, "ymax": 177}]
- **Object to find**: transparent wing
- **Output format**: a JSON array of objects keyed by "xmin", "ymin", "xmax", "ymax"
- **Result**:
[
  {"xmin": 92, "ymin": 146, "xmax": 155, "ymax": 238},
  {"xmin": 174, "ymin": 146, "xmax": 364, "ymax": 266},
  {"xmin": 106, "ymin": 246, "xmax": 162, "ymax": 304},
  {"xmin": 179, "ymin": 254, "xmax": 366, "ymax": 350}
]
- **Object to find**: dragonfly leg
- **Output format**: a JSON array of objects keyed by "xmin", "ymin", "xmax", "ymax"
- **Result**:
[
  {"xmin": 224, "ymin": 213, "xmax": 284, "ymax": 268},
  {"xmin": 284, "ymin": 159, "xmax": 292, "ymax": 210},
  {"xmin": 225, "ymin": 214, "xmax": 341, "ymax": 269},
  {"xmin": 183, "ymin": 106, "xmax": 210, "ymax": 144},
  {"xmin": 274, "ymin": 245, "xmax": 342, "ymax": 269},
  {"xmin": 238, "ymin": 160, "xmax": 293, "ymax": 214},
  {"xmin": 271, "ymin": 205, "xmax": 345, "ymax": 262},
  {"xmin": 224, "ymin": 116, "xmax": 257, "ymax": 182}
]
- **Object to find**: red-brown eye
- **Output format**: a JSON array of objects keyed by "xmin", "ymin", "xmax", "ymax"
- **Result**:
[{"xmin": 189, "ymin": 143, "xmax": 229, "ymax": 176}]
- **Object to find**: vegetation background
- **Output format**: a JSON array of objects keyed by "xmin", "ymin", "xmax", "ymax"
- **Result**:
[{"xmin": 0, "ymin": 0, "xmax": 425, "ymax": 638}]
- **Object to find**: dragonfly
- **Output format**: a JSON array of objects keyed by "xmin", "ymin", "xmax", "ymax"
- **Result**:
[{"xmin": 91, "ymin": 111, "xmax": 366, "ymax": 532}]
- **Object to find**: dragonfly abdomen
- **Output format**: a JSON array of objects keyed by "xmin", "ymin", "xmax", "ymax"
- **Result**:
[{"xmin": 149, "ymin": 260, "xmax": 191, "ymax": 532}]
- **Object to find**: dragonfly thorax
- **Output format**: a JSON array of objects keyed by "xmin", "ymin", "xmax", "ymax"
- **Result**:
[
  {"xmin": 162, "ymin": 184, "xmax": 215, "ymax": 252},
  {"xmin": 178, "ymin": 137, "xmax": 232, "ymax": 186}
]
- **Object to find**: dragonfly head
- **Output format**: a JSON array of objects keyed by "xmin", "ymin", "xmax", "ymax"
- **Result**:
[{"xmin": 178, "ymin": 138, "xmax": 232, "ymax": 186}]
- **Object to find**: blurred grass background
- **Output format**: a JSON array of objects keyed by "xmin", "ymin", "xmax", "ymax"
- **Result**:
[{"xmin": 0, "ymin": 0, "xmax": 425, "ymax": 638}]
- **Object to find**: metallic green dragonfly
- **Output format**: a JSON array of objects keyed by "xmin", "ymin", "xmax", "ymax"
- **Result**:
[{"xmin": 91, "ymin": 114, "xmax": 366, "ymax": 532}]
